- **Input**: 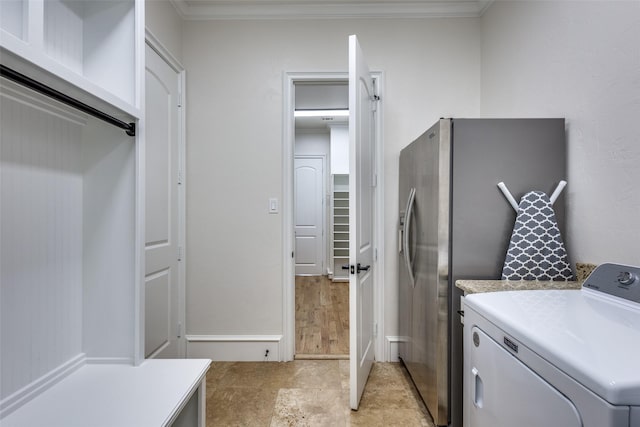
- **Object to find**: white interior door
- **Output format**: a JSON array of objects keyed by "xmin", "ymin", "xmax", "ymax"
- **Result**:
[
  {"xmin": 349, "ymin": 34, "xmax": 376, "ymax": 410},
  {"xmin": 294, "ymin": 156, "xmax": 325, "ymax": 275},
  {"xmin": 144, "ymin": 44, "xmax": 183, "ymax": 358}
]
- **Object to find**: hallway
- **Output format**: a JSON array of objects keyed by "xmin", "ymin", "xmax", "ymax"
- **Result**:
[
  {"xmin": 295, "ymin": 276, "xmax": 349, "ymax": 358},
  {"xmin": 205, "ymin": 360, "xmax": 435, "ymax": 426}
]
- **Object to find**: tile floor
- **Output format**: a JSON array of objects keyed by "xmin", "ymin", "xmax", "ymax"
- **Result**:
[{"xmin": 206, "ymin": 360, "xmax": 435, "ymax": 426}]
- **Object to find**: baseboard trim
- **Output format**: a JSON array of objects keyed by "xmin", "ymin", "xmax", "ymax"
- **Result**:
[
  {"xmin": 85, "ymin": 357, "xmax": 133, "ymax": 365},
  {"xmin": 385, "ymin": 336, "xmax": 401, "ymax": 362},
  {"xmin": 185, "ymin": 335, "xmax": 283, "ymax": 361},
  {"xmin": 0, "ymin": 353, "xmax": 86, "ymax": 418},
  {"xmin": 294, "ymin": 353, "xmax": 349, "ymax": 360}
]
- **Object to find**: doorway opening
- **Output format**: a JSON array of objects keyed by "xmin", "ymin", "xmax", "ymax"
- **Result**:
[
  {"xmin": 282, "ymin": 71, "xmax": 385, "ymax": 364},
  {"xmin": 293, "ymin": 81, "xmax": 350, "ymax": 359}
]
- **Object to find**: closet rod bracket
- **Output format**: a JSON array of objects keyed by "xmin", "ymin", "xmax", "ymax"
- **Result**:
[{"xmin": 126, "ymin": 123, "xmax": 136, "ymax": 137}]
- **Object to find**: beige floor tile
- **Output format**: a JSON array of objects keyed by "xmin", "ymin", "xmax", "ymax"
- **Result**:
[
  {"xmin": 206, "ymin": 360, "xmax": 436, "ymax": 427},
  {"xmin": 270, "ymin": 388, "xmax": 347, "ymax": 426},
  {"xmin": 358, "ymin": 386, "xmax": 421, "ymax": 411},
  {"xmin": 350, "ymin": 409, "xmax": 434, "ymax": 427},
  {"xmin": 338, "ymin": 359, "xmax": 350, "ymax": 390},
  {"xmin": 277, "ymin": 360, "xmax": 343, "ymax": 389},
  {"xmin": 364, "ymin": 362, "xmax": 412, "ymax": 391},
  {"xmin": 207, "ymin": 386, "xmax": 278, "ymax": 427}
]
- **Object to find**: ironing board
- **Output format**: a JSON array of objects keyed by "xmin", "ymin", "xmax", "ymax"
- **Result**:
[{"xmin": 499, "ymin": 182, "xmax": 574, "ymax": 281}]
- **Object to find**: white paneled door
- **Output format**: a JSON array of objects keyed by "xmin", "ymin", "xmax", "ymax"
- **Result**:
[
  {"xmin": 349, "ymin": 35, "xmax": 377, "ymax": 410},
  {"xmin": 294, "ymin": 156, "xmax": 325, "ymax": 275},
  {"xmin": 144, "ymin": 44, "xmax": 183, "ymax": 358}
]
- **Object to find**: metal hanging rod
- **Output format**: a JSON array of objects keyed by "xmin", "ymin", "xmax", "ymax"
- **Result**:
[{"xmin": 0, "ymin": 65, "xmax": 136, "ymax": 136}]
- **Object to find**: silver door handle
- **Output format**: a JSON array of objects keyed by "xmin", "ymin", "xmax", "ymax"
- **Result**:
[{"xmin": 403, "ymin": 188, "xmax": 416, "ymax": 287}]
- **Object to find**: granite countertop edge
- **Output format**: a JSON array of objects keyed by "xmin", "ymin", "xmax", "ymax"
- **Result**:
[{"xmin": 456, "ymin": 279, "xmax": 582, "ymax": 294}]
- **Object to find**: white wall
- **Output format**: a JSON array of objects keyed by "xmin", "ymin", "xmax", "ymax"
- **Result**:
[
  {"xmin": 330, "ymin": 124, "xmax": 349, "ymax": 175},
  {"xmin": 481, "ymin": 1, "xmax": 640, "ymax": 266},
  {"xmin": 145, "ymin": 0, "xmax": 183, "ymax": 62},
  {"xmin": 295, "ymin": 129, "xmax": 330, "ymax": 157},
  {"xmin": 183, "ymin": 18, "xmax": 481, "ymax": 358}
]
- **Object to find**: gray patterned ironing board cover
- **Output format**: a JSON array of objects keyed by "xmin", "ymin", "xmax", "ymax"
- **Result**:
[{"xmin": 501, "ymin": 190, "xmax": 574, "ymax": 281}]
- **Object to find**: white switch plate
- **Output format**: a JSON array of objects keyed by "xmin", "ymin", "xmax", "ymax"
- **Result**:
[{"xmin": 268, "ymin": 197, "xmax": 279, "ymax": 214}]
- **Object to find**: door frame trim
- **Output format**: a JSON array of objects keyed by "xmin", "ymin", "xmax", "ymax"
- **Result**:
[
  {"xmin": 282, "ymin": 71, "xmax": 385, "ymax": 361},
  {"xmin": 145, "ymin": 29, "xmax": 187, "ymax": 358},
  {"xmin": 294, "ymin": 154, "xmax": 327, "ymax": 276}
]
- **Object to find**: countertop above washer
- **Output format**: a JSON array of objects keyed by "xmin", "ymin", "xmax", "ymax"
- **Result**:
[
  {"xmin": 456, "ymin": 263, "xmax": 596, "ymax": 294},
  {"xmin": 456, "ymin": 279, "xmax": 582, "ymax": 294}
]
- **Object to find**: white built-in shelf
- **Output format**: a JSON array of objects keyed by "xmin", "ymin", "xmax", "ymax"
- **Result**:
[
  {"xmin": 0, "ymin": 2, "xmax": 180, "ymax": 424},
  {"xmin": 1, "ymin": 360, "xmax": 210, "ymax": 427},
  {"xmin": 0, "ymin": 0, "xmax": 142, "ymax": 119},
  {"xmin": 331, "ymin": 175, "xmax": 350, "ymax": 281}
]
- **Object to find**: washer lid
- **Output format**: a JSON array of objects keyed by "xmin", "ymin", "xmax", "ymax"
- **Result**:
[{"xmin": 465, "ymin": 288, "xmax": 640, "ymax": 406}]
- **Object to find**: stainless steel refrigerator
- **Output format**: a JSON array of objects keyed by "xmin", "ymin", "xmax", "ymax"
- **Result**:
[{"xmin": 398, "ymin": 118, "xmax": 567, "ymax": 427}]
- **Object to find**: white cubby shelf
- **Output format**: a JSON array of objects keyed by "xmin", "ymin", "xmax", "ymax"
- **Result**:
[{"xmin": 0, "ymin": 0, "xmax": 143, "ymax": 120}]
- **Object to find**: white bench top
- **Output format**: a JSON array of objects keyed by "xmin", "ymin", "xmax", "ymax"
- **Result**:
[{"xmin": 1, "ymin": 359, "xmax": 211, "ymax": 427}]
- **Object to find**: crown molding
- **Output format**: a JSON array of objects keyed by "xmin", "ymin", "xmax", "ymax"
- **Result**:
[{"xmin": 169, "ymin": 0, "xmax": 494, "ymax": 20}]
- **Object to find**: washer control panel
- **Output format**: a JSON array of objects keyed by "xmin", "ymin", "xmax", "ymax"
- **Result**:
[{"xmin": 583, "ymin": 263, "xmax": 640, "ymax": 303}]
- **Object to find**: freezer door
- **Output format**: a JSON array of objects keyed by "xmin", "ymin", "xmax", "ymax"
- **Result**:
[
  {"xmin": 399, "ymin": 119, "xmax": 451, "ymax": 426},
  {"xmin": 398, "ymin": 135, "xmax": 418, "ymax": 362}
]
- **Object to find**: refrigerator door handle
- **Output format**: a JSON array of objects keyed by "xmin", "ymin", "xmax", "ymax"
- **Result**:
[{"xmin": 403, "ymin": 187, "xmax": 417, "ymax": 287}]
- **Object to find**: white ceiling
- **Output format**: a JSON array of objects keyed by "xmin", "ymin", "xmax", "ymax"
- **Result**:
[
  {"xmin": 295, "ymin": 114, "xmax": 348, "ymax": 130},
  {"xmin": 169, "ymin": 0, "xmax": 494, "ymax": 20},
  {"xmin": 295, "ymin": 83, "xmax": 349, "ymax": 130}
]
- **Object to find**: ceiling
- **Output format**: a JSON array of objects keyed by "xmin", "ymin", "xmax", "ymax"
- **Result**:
[
  {"xmin": 295, "ymin": 114, "xmax": 348, "ymax": 130},
  {"xmin": 169, "ymin": 0, "xmax": 494, "ymax": 20},
  {"xmin": 295, "ymin": 83, "xmax": 348, "ymax": 130}
]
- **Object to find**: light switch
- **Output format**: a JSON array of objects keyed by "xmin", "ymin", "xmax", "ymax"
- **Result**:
[{"xmin": 269, "ymin": 197, "xmax": 279, "ymax": 214}]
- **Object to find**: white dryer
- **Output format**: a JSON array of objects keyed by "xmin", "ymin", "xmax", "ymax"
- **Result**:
[{"xmin": 463, "ymin": 263, "xmax": 640, "ymax": 427}]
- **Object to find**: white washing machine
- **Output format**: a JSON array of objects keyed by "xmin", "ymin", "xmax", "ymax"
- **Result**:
[{"xmin": 463, "ymin": 263, "xmax": 640, "ymax": 427}]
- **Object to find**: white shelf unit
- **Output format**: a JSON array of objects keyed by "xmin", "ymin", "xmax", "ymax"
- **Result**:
[
  {"xmin": 0, "ymin": 1, "xmax": 209, "ymax": 425},
  {"xmin": 0, "ymin": 0, "xmax": 142, "ymax": 119},
  {"xmin": 331, "ymin": 175, "xmax": 349, "ymax": 281},
  {"xmin": 0, "ymin": 78, "xmax": 142, "ymax": 418},
  {"xmin": 1, "ymin": 360, "xmax": 210, "ymax": 427}
]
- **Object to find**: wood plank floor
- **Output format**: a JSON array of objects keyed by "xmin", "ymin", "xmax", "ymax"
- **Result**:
[{"xmin": 295, "ymin": 275, "xmax": 349, "ymax": 357}]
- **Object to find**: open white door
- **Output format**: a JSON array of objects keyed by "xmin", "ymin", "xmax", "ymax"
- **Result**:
[{"xmin": 349, "ymin": 35, "xmax": 377, "ymax": 410}]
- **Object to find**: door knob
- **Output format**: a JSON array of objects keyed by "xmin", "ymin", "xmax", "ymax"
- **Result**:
[{"xmin": 357, "ymin": 263, "xmax": 371, "ymax": 273}]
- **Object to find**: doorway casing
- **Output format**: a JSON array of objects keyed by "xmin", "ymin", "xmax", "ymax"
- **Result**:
[{"xmin": 281, "ymin": 71, "xmax": 385, "ymax": 362}]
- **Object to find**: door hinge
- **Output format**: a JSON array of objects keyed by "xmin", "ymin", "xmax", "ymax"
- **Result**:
[
  {"xmin": 177, "ymin": 170, "xmax": 183, "ymax": 185},
  {"xmin": 178, "ymin": 246, "xmax": 183, "ymax": 261},
  {"xmin": 373, "ymin": 322, "xmax": 378, "ymax": 338},
  {"xmin": 178, "ymin": 92, "xmax": 183, "ymax": 108},
  {"xmin": 292, "ymin": 251, "xmax": 295, "ymax": 258},
  {"xmin": 374, "ymin": 248, "xmax": 378, "ymax": 261},
  {"xmin": 177, "ymin": 322, "xmax": 182, "ymax": 338},
  {"xmin": 372, "ymin": 174, "xmax": 377, "ymax": 188}
]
